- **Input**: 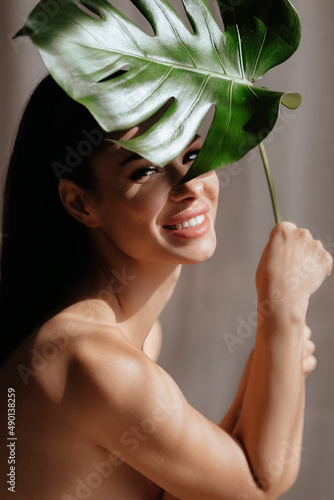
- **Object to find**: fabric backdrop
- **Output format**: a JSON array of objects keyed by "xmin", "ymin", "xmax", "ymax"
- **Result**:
[{"xmin": 1, "ymin": 1, "xmax": 333, "ymax": 498}]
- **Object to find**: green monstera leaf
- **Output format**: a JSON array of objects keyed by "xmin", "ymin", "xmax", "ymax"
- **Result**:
[{"xmin": 17, "ymin": 0, "xmax": 301, "ymax": 216}]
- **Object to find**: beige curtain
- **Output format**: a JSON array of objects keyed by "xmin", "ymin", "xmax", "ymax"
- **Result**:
[{"xmin": 1, "ymin": 1, "xmax": 333, "ymax": 498}]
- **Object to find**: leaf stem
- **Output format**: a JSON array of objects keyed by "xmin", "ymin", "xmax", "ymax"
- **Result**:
[{"xmin": 258, "ymin": 142, "xmax": 282, "ymax": 224}]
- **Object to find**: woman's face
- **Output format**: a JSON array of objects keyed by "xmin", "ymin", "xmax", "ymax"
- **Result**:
[{"xmin": 89, "ymin": 126, "xmax": 219, "ymax": 266}]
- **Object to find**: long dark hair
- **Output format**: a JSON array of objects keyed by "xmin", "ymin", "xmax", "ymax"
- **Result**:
[{"xmin": 0, "ymin": 75, "xmax": 106, "ymax": 367}]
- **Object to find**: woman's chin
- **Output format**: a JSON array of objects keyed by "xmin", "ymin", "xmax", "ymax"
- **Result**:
[
  {"xmin": 176, "ymin": 237, "xmax": 217, "ymax": 265},
  {"xmin": 185, "ymin": 250, "xmax": 216, "ymax": 265}
]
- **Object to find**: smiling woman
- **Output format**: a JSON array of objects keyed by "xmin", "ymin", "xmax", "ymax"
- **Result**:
[{"xmin": 0, "ymin": 71, "xmax": 332, "ymax": 500}]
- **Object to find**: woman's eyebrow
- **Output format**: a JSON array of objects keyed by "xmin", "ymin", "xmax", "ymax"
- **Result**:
[{"xmin": 119, "ymin": 152, "xmax": 143, "ymax": 166}]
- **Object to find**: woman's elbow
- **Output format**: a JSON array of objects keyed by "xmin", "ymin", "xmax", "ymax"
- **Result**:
[{"xmin": 254, "ymin": 458, "xmax": 301, "ymax": 499}]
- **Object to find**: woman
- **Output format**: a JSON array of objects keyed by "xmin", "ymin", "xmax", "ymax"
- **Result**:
[{"xmin": 0, "ymin": 75, "xmax": 332, "ymax": 500}]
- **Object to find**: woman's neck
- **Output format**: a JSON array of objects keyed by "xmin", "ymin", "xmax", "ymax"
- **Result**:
[{"xmin": 68, "ymin": 252, "xmax": 182, "ymax": 350}]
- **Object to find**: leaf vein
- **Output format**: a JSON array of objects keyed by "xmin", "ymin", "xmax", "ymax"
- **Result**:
[
  {"xmin": 204, "ymin": 17, "xmax": 226, "ymax": 75},
  {"xmin": 176, "ymin": 74, "xmax": 210, "ymax": 128},
  {"xmin": 155, "ymin": 0, "xmax": 197, "ymax": 68},
  {"xmin": 221, "ymin": 80, "xmax": 234, "ymax": 142},
  {"xmin": 131, "ymin": 66, "xmax": 174, "ymax": 108},
  {"xmin": 73, "ymin": 42, "xmax": 249, "ymax": 84},
  {"xmin": 251, "ymin": 26, "xmax": 268, "ymax": 81},
  {"xmin": 70, "ymin": 18, "xmax": 103, "ymax": 47},
  {"xmin": 111, "ymin": 13, "xmax": 147, "ymax": 57},
  {"xmin": 94, "ymin": 55, "xmax": 123, "ymax": 80},
  {"xmin": 247, "ymin": 85, "xmax": 261, "ymax": 103},
  {"xmin": 233, "ymin": 13, "xmax": 245, "ymax": 79}
]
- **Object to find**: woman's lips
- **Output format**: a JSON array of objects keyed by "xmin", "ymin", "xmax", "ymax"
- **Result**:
[
  {"xmin": 163, "ymin": 205, "xmax": 209, "ymax": 226},
  {"xmin": 163, "ymin": 207, "xmax": 210, "ymax": 239}
]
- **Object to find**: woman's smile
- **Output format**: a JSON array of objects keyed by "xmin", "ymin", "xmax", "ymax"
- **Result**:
[{"xmin": 163, "ymin": 204, "xmax": 210, "ymax": 239}]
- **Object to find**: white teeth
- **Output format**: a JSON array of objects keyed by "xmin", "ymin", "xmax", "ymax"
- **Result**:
[{"xmin": 172, "ymin": 213, "xmax": 206, "ymax": 230}]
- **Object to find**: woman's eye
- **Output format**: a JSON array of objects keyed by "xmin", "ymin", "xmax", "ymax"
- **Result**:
[
  {"xmin": 130, "ymin": 166, "xmax": 162, "ymax": 182},
  {"xmin": 183, "ymin": 149, "xmax": 200, "ymax": 164}
]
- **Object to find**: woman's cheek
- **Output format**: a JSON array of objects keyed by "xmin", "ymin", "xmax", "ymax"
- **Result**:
[
  {"xmin": 206, "ymin": 173, "xmax": 220, "ymax": 210},
  {"xmin": 207, "ymin": 171, "xmax": 220, "ymax": 194},
  {"xmin": 126, "ymin": 184, "xmax": 169, "ymax": 216},
  {"xmin": 124, "ymin": 183, "xmax": 142, "ymax": 200}
]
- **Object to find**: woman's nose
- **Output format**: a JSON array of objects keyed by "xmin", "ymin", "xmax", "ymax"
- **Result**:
[{"xmin": 169, "ymin": 175, "xmax": 204, "ymax": 202}]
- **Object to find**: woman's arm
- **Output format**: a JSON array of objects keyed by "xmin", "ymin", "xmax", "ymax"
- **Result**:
[
  {"xmin": 161, "ymin": 324, "xmax": 317, "ymax": 500},
  {"xmin": 220, "ymin": 350, "xmax": 254, "ymax": 434},
  {"xmin": 230, "ymin": 223, "xmax": 332, "ymax": 494},
  {"xmin": 220, "ymin": 324, "xmax": 316, "ymax": 435}
]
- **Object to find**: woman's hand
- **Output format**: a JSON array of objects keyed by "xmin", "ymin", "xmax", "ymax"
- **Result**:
[{"xmin": 255, "ymin": 222, "xmax": 333, "ymax": 323}]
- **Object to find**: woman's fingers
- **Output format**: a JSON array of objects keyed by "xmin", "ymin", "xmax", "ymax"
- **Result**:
[
  {"xmin": 303, "ymin": 354, "xmax": 317, "ymax": 376},
  {"xmin": 303, "ymin": 325, "xmax": 317, "ymax": 376},
  {"xmin": 303, "ymin": 324, "xmax": 312, "ymax": 341},
  {"xmin": 304, "ymin": 339, "xmax": 315, "ymax": 357}
]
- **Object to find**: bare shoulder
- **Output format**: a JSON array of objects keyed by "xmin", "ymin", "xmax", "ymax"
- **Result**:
[
  {"xmin": 69, "ymin": 317, "xmax": 181, "ymax": 415},
  {"xmin": 34, "ymin": 302, "xmax": 179, "ymax": 417},
  {"xmin": 52, "ymin": 312, "xmax": 187, "ymax": 449}
]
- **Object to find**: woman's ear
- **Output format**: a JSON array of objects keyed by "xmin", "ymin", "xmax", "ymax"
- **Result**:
[{"xmin": 58, "ymin": 179, "xmax": 100, "ymax": 228}]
